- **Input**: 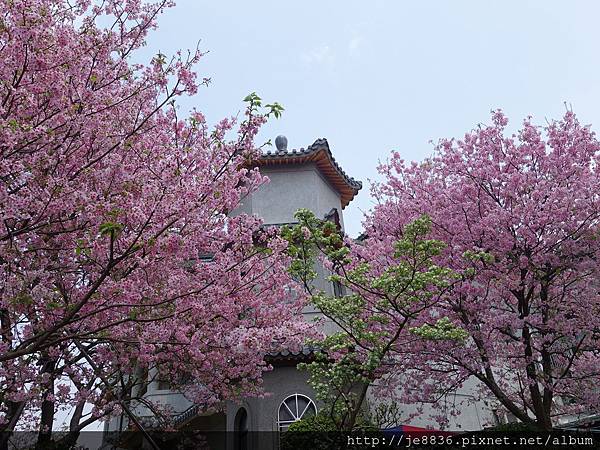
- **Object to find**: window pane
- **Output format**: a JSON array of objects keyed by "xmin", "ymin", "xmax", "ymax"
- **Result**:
[{"xmin": 278, "ymin": 394, "xmax": 317, "ymax": 432}]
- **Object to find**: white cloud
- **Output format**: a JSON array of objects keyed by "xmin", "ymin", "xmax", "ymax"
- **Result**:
[
  {"xmin": 301, "ymin": 44, "xmax": 334, "ymax": 67},
  {"xmin": 348, "ymin": 35, "xmax": 364, "ymax": 56}
]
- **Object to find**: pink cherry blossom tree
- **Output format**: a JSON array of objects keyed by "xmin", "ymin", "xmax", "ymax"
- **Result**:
[
  {"xmin": 369, "ymin": 110, "xmax": 600, "ymax": 430},
  {"xmin": 0, "ymin": 0, "xmax": 308, "ymax": 447}
]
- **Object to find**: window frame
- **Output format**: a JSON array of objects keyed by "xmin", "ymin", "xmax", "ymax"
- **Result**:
[{"xmin": 277, "ymin": 393, "xmax": 317, "ymax": 432}]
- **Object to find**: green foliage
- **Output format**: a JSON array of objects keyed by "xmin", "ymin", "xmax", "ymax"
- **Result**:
[
  {"xmin": 281, "ymin": 413, "xmax": 379, "ymax": 450},
  {"xmin": 74, "ymin": 238, "xmax": 91, "ymax": 256},
  {"xmin": 11, "ymin": 292, "xmax": 34, "ymax": 307},
  {"xmin": 98, "ymin": 221, "xmax": 123, "ymax": 238},
  {"xmin": 243, "ymin": 92, "xmax": 284, "ymax": 118},
  {"xmin": 281, "ymin": 209, "xmax": 349, "ymax": 289},
  {"xmin": 410, "ymin": 317, "xmax": 469, "ymax": 341},
  {"xmin": 280, "ymin": 413, "xmax": 340, "ymax": 450},
  {"xmin": 282, "ymin": 210, "xmax": 466, "ymax": 431},
  {"xmin": 243, "ymin": 91, "xmax": 262, "ymax": 110},
  {"xmin": 265, "ymin": 102, "xmax": 284, "ymax": 119},
  {"xmin": 287, "ymin": 413, "xmax": 338, "ymax": 432}
]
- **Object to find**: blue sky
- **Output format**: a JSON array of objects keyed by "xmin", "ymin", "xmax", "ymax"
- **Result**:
[{"xmin": 139, "ymin": 0, "xmax": 600, "ymax": 237}]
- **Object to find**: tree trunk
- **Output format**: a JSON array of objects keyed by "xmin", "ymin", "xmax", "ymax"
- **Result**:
[
  {"xmin": 35, "ymin": 356, "xmax": 57, "ymax": 450},
  {"xmin": 0, "ymin": 400, "xmax": 25, "ymax": 450},
  {"xmin": 345, "ymin": 382, "xmax": 369, "ymax": 431}
]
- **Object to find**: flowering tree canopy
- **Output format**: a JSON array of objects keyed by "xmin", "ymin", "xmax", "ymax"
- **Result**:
[
  {"xmin": 369, "ymin": 111, "xmax": 600, "ymax": 430},
  {"xmin": 0, "ymin": 0, "xmax": 308, "ymax": 444},
  {"xmin": 283, "ymin": 210, "xmax": 463, "ymax": 431}
]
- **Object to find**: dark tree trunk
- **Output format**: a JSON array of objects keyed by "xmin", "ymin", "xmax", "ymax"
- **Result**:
[
  {"xmin": 345, "ymin": 382, "xmax": 369, "ymax": 431},
  {"xmin": 0, "ymin": 400, "xmax": 25, "ymax": 450},
  {"xmin": 35, "ymin": 356, "xmax": 57, "ymax": 450}
]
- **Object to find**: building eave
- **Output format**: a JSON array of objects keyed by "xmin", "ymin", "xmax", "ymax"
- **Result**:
[
  {"xmin": 254, "ymin": 138, "xmax": 362, "ymax": 209},
  {"xmin": 265, "ymin": 346, "xmax": 318, "ymax": 367}
]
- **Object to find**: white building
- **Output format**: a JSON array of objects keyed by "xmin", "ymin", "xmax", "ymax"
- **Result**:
[{"xmin": 103, "ymin": 137, "xmax": 497, "ymax": 450}]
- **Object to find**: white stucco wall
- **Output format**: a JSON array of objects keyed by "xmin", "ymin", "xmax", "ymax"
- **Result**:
[
  {"xmin": 369, "ymin": 375, "xmax": 497, "ymax": 432},
  {"xmin": 234, "ymin": 163, "xmax": 345, "ymax": 230}
]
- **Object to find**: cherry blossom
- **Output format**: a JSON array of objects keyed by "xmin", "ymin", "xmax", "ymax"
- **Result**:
[
  {"xmin": 368, "ymin": 110, "xmax": 600, "ymax": 429},
  {"xmin": 0, "ymin": 0, "xmax": 309, "ymax": 445}
]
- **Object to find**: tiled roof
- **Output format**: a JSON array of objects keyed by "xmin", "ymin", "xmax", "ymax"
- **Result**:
[
  {"xmin": 255, "ymin": 138, "xmax": 362, "ymax": 208},
  {"xmin": 265, "ymin": 345, "xmax": 319, "ymax": 365}
]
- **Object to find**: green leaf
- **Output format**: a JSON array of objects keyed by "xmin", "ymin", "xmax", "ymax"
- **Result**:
[
  {"xmin": 410, "ymin": 317, "xmax": 469, "ymax": 341},
  {"xmin": 99, "ymin": 221, "xmax": 123, "ymax": 237}
]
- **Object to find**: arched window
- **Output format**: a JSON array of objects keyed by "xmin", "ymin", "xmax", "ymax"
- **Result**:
[
  {"xmin": 277, "ymin": 394, "xmax": 317, "ymax": 431},
  {"xmin": 234, "ymin": 407, "xmax": 248, "ymax": 450}
]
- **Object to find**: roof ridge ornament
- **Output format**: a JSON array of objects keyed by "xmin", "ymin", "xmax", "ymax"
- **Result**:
[{"xmin": 275, "ymin": 135, "xmax": 288, "ymax": 153}]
